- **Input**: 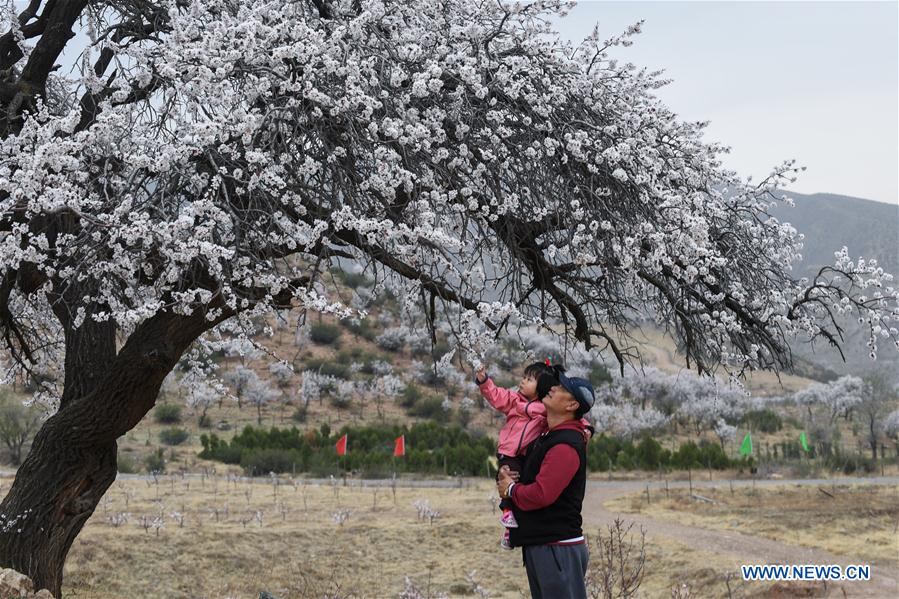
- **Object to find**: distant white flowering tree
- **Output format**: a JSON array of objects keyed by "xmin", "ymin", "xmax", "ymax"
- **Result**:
[
  {"xmin": 371, "ymin": 373, "xmax": 405, "ymax": 419},
  {"xmin": 375, "ymin": 327, "xmax": 409, "ymax": 352},
  {"xmin": 300, "ymin": 370, "xmax": 336, "ymax": 407},
  {"xmin": 184, "ymin": 377, "xmax": 221, "ymax": 423},
  {"xmin": 0, "ymin": 0, "xmax": 897, "ymax": 591},
  {"xmin": 856, "ymin": 370, "xmax": 896, "ymax": 460},
  {"xmin": 713, "ymin": 418, "xmax": 737, "ymax": 448},
  {"xmin": 223, "ymin": 365, "xmax": 257, "ymax": 410},
  {"xmin": 591, "ymin": 402, "xmax": 668, "ymax": 440},
  {"xmin": 268, "ymin": 361, "xmax": 296, "ymax": 412},
  {"xmin": 245, "ymin": 376, "xmax": 280, "ymax": 425},
  {"xmin": 792, "ymin": 375, "xmax": 863, "ymax": 424}
]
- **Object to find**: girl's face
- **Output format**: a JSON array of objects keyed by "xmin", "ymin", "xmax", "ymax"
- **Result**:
[{"xmin": 518, "ymin": 373, "xmax": 538, "ymax": 399}]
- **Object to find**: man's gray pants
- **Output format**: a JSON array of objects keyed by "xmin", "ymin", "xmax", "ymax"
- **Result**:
[{"xmin": 522, "ymin": 543, "xmax": 589, "ymax": 599}]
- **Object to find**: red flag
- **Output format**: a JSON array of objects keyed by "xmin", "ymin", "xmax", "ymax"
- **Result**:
[
  {"xmin": 393, "ymin": 435, "xmax": 405, "ymax": 457},
  {"xmin": 335, "ymin": 433, "xmax": 347, "ymax": 456}
]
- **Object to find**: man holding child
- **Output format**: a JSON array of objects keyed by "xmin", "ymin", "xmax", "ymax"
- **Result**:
[{"xmin": 496, "ymin": 369, "xmax": 596, "ymax": 599}]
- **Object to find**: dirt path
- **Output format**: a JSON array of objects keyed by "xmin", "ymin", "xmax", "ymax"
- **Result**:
[{"xmin": 583, "ymin": 478, "xmax": 899, "ymax": 598}]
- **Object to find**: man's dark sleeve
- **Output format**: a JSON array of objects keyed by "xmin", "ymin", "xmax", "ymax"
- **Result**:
[{"xmin": 510, "ymin": 444, "xmax": 579, "ymax": 510}]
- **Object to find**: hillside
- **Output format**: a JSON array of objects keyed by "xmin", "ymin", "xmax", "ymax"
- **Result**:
[{"xmin": 770, "ymin": 191, "xmax": 898, "ymax": 279}]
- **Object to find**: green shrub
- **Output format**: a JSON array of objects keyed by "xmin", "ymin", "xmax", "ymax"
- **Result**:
[
  {"xmin": 399, "ymin": 384, "xmax": 423, "ymax": 408},
  {"xmin": 198, "ymin": 414, "xmax": 212, "ymax": 428},
  {"xmin": 329, "ymin": 395, "xmax": 352, "ymax": 411},
  {"xmin": 145, "ymin": 448, "xmax": 166, "ymax": 473},
  {"xmin": 633, "ymin": 436, "xmax": 668, "ymax": 470},
  {"xmin": 199, "ymin": 433, "xmax": 243, "ymax": 463},
  {"xmin": 332, "ymin": 268, "xmax": 373, "ymax": 289},
  {"xmin": 305, "ymin": 358, "xmax": 350, "ymax": 379},
  {"xmin": 740, "ymin": 409, "xmax": 782, "ymax": 433},
  {"xmin": 342, "ymin": 318, "xmax": 378, "ymax": 341},
  {"xmin": 824, "ymin": 453, "xmax": 875, "ymax": 475},
  {"xmin": 309, "ymin": 323, "xmax": 342, "ymax": 345},
  {"xmin": 589, "ymin": 362, "xmax": 612, "ymax": 386},
  {"xmin": 197, "ymin": 422, "xmax": 495, "ymax": 476},
  {"xmin": 241, "ymin": 449, "xmax": 303, "ymax": 476},
  {"xmin": 154, "ymin": 403, "xmax": 182, "ymax": 424},
  {"xmin": 117, "ymin": 453, "xmax": 137, "ymax": 474},
  {"xmin": 159, "ymin": 427, "xmax": 189, "ymax": 446},
  {"xmin": 587, "ymin": 434, "xmax": 735, "ymax": 472},
  {"xmin": 407, "ymin": 396, "xmax": 445, "ymax": 420},
  {"xmin": 291, "ymin": 406, "xmax": 308, "ymax": 422}
]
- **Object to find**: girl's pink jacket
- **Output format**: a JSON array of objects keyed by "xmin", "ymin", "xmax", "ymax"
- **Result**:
[{"xmin": 478, "ymin": 377, "xmax": 554, "ymax": 457}]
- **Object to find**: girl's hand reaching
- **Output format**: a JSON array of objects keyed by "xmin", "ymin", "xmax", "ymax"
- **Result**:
[{"xmin": 475, "ymin": 365, "xmax": 488, "ymax": 384}]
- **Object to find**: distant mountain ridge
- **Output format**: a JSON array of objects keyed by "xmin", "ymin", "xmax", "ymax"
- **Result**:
[
  {"xmin": 769, "ymin": 190, "xmax": 898, "ymax": 279},
  {"xmin": 769, "ymin": 191, "xmax": 898, "ymax": 375}
]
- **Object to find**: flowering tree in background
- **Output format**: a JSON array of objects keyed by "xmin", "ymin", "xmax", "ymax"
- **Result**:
[
  {"xmin": 245, "ymin": 376, "xmax": 280, "ymax": 425},
  {"xmin": 857, "ymin": 370, "xmax": 895, "ymax": 460},
  {"xmin": 268, "ymin": 361, "xmax": 296, "ymax": 420},
  {"xmin": 0, "ymin": 0, "xmax": 898, "ymax": 591},
  {"xmin": 223, "ymin": 365, "xmax": 257, "ymax": 410},
  {"xmin": 300, "ymin": 370, "xmax": 336, "ymax": 408},
  {"xmin": 591, "ymin": 401, "xmax": 668, "ymax": 440},
  {"xmin": 371, "ymin": 373, "xmax": 405, "ymax": 419},
  {"xmin": 184, "ymin": 377, "xmax": 220, "ymax": 424},
  {"xmin": 792, "ymin": 375, "xmax": 863, "ymax": 424}
]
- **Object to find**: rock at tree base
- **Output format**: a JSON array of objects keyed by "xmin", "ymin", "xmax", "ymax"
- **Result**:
[{"xmin": 0, "ymin": 569, "xmax": 55, "ymax": 598}]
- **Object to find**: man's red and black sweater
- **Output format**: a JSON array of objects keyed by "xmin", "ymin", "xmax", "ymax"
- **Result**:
[{"xmin": 508, "ymin": 419, "xmax": 587, "ymax": 547}]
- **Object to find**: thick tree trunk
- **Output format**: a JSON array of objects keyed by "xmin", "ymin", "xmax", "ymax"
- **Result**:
[
  {"xmin": 0, "ymin": 429, "xmax": 117, "ymax": 596},
  {"xmin": 0, "ymin": 309, "xmax": 224, "ymax": 596}
]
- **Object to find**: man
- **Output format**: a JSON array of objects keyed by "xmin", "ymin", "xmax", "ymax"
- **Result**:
[{"xmin": 497, "ymin": 370, "xmax": 595, "ymax": 599}]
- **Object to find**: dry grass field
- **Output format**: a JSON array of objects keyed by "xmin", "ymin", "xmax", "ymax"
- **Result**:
[
  {"xmin": 605, "ymin": 483, "xmax": 899, "ymax": 564},
  {"xmin": 6, "ymin": 472, "xmax": 814, "ymax": 599}
]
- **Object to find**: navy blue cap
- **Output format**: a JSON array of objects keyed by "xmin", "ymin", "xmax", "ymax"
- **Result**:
[{"xmin": 557, "ymin": 371, "xmax": 595, "ymax": 416}]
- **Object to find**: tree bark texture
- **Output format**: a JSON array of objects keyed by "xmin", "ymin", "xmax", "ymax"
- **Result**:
[{"xmin": 0, "ymin": 309, "xmax": 221, "ymax": 595}]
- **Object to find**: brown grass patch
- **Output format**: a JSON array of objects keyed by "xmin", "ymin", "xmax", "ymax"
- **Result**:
[{"xmin": 606, "ymin": 483, "xmax": 899, "ymax": 563}]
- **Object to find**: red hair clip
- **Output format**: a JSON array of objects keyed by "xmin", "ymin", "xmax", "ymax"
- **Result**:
[{"xmin": 545, "ymin": 357, "xmax": 551, "ymax": 366}]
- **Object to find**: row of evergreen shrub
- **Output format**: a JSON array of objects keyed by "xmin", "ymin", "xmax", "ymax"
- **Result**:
[
  {"xmin": 587, "ymin": 435, "xmax": 746, "ymax": 471},
  {"xmin": 199, "ymin": 422, "xmax": 496, "ymax": 477}
]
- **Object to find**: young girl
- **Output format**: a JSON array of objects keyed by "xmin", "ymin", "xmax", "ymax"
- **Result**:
[{"xmin": 476, "ymin": 361, "xmax": 590, "ymax": 549}]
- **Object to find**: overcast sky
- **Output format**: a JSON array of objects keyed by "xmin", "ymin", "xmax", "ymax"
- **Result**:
[{"xmin": 552, "ymin": 1, "xmax": 898, "ymax": 205}]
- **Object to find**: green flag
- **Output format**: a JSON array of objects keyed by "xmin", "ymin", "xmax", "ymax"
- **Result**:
[
  {"xmin": 800, "ymin": 431, "xmax": 810, "ymax": 452},
  {"xmin": 739, "ymin": 433, "xmax": 752, "ymax": 456}
]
